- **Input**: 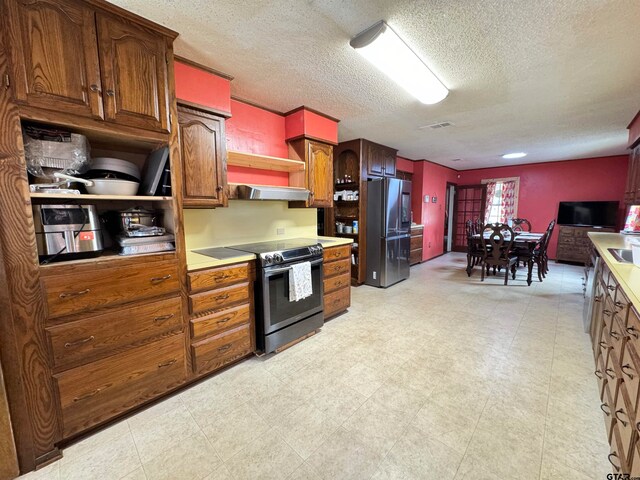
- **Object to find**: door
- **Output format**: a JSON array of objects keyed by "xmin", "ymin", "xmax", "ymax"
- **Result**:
[
  {"xmin": 307, "ymin": 140, "xmax": 333, "ymax": 208},
  {"xmin": 96, "ymin": 13, "xmax": 169, "ymax": 132},
  {"xmin": 366, "ymin": 143, "xmax": 385, "ymax": 177},
  {"xmin": 383, "ymin": 150, "xmax": 396, "ymax": 177},
  {"xmin": 6, "ymin": 0, "xmax": 103, "ymax": 119},
  {"xmin": 452, "ymin": 184, "xmax": 487, "ymax": 252},
  {"xmin": 444, "ymin": 183, "xmax": 456, "ymax": 253},
  {"xmin": 178, "ymin": 105, "xmax": 227, "ymax": 208}
]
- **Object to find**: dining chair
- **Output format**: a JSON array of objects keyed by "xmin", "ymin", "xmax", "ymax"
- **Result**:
[
  {"xmin": 480, "ymin": 223, "xmax": 518, "ymax": 285},
  {"xmin": 540, "ymin": 219, "xmax": 556, "ymax": 276},
  {"xmin": 511, "ymin": 218, "xmax": 532, "ymax": 232},
  {"xmin": 465, "ymin": 220, "xmax": 484, "ymax": 276}
]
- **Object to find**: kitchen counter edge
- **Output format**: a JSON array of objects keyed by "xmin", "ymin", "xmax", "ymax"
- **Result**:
[{"xmin": 588, "ymin": 232, "xmax": 640, "ymax": 310}]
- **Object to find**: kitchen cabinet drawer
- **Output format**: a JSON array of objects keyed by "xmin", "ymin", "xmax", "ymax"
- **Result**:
[
  {"xmin": 609, "ymin": 424, "xmax": 630, "ymax": 474},
  {"xmin": 189, "ymin": 282, "xmax": 250, "ymax": 316},
  {"xmin": 410, "ymin": 235, "xmax": 423, "ymax": 250},
  {"xmin": 187, "ymin": 262, "xmax": 253, "ymax": 293},
  {"xmin": 190, "ymin": 303, "xmax": 250, "ymax": 341},
  {"xmin": 323, "ymin": 258, "xmax": 350, "ymax": 278},
  {"xmin": 610, "ymin": 316, "xmax": 627, "ymax": 365},
  {"xmin": 410, "ymin": 250, "xmax": 422, "ymax": 266},
  {"xmin": 323, "ymin": 245, "xmax": 350, "ymax": 263},
  {"xmin": 602, "ymin": 384, "xmax": 615, "ymax": 442},
  {"xmin": 42, "ymin": 260, "xmax": 179, "ymax": 318},
  {"xmin": 324, "ymin": 272, "xmax": 350, "ymax": 294},
  {"xmin": 623, "ymin": 342, "xmax": 640, "ymax": 414},
  {"xmin": 54, "ymin": 334, "xmax": 186, "ymax": 438},
  {"xmin": 631, "ymin": 440, "xmax": 640, "ymax": 476},
  {"xmin": 597, "ymin": 351, "xmax": 607, "ymax": 401},
  {"xmin": 605, "ymin": 347, "xmax": 621, "ymax": 402},
  {"xmin": 191, "ymin": 324, "xmax": 252, "ymax": 376},
  {"xmin": 47, "ymin": 296, "xmax": 182, "ymax": 370},
  {"xmin": 324, "ymin": 286, "xmax": 350, "ymax": 319},
  {"xmin": 615, "ymin": 381, "xmax": 635, "ymax": 465}
]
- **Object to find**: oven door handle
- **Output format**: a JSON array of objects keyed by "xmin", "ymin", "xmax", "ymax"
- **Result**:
[{"xmin": 265, "ymin": 258, "xmax": 323, "ymax": 275}]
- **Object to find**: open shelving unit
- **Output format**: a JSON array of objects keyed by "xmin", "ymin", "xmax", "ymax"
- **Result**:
[{"xmin": 227, "ymin": 150, "xmax": 305, "ymax": 172}]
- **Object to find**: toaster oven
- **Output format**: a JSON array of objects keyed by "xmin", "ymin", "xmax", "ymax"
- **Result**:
[{"xmin": 33, "ymin": 204, "xmax": 103, "ymax": 261}]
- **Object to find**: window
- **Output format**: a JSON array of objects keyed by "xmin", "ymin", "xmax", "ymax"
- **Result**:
[{"xmin": 482, "ymin": 177, "xmax": 519, "ymax": 224}]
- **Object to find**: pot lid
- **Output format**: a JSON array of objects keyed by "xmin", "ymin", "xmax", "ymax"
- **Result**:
[{"xmin": 89, "ymin": 157, "xmax": 141, "ymax": 181}]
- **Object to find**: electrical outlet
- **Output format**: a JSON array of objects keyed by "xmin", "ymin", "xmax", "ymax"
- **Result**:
[{"xmin": 276, "ymin": 228, "xmax": 285, "ymax": 235}]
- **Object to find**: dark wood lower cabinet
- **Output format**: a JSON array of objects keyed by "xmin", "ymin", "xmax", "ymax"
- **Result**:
[
  {"xmin": 557, "ymin": 226, "xmax": 614, "ymax": 264},
  {"xmin": 54, "ymin": 334, "xmax": 186, "ymax": 438},
  {"xmin": 410, "ymin": 225, "xmax": 424, "ymax": 265},
  {"xmin": 323, "ymin": 245, "xmax": 351, "ymax": 318},
  {"xmin": 589, "ymin": 256, "xmax": 640, "ymax": 475}
]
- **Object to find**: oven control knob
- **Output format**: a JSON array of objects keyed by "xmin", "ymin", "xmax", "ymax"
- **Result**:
[
  {"xmin": 264, "ymin": 255, "xmax": 273, "ymax": 265},
  {"xmin": 274, "ymin": 253, "xmax": 284, "ymax": 264}
]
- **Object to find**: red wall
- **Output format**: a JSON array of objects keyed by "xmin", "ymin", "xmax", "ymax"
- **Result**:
[
  {"xmin": 174, "ymin": 61, "xmax": 231, "ymax": 115},
  {"xmin": 412, "ymin": 161, "xmax": 460, "ymax": 260},
  {"xmin": 284, "ymin": 108, "xmax": 339, "ymax": 144},
  {"xmin": 397, "ymin": 156, "xmax": 415, "ymax": 173},
  {"xmin": 458, "ymin": 155, "xmax": 629, "ymax": 259}
]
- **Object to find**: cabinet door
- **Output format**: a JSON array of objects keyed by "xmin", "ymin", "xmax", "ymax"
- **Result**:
[
  {"xmin": 307, "ymin": 140, "xmax": 334, "ymax": 208},
  {"xmin": 6, "ymin": 0, "xmax": 103, "ymax": 119},
  {"xmin": 96, "ymin": 13, "xmax": 169, "ymax": 132},
  {"xmin": 383, "ymin": 149, "xmax": 396, "ymax": 177},
  {"xmin": 366, "ymin": 143, "xmax": 385, "ymax": 177},
  {"xmin": 178, "ymin": 106, "xmax": 227, "ymax": 208}
]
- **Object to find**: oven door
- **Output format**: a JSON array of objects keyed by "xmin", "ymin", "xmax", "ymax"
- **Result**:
[{"xmin": 261, "ymin": 257, "xmax": 323, "ymax": 334}]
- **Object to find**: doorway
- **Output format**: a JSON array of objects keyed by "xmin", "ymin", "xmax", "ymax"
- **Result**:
[
  {"xmin": 451, "ymin": 184, "xmax": 487, "ymax": 252},
  {"xmin": 443, "ymin": 183, "xmax": 456, "ymax": 253}
]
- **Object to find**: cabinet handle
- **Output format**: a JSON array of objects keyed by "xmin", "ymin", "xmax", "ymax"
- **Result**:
[
  {"xmin": 600, "ymin": 403, "xmax": 611, "ymax": 415},
  {"xmin": 615, "ymin": 301, "xmax": 626, "ymax": 310},
  {"xmin": 64, "ymin": 336, "xmax": 95, "ymax": 349},
  {"xmin": 73, "ymin": 389, "xmax": 100, "ymax": 402},
  {"xmin": 105, "ymin": 89, "xmax": 115, "ymax": 96},
  {"xmin": 607, "ymin": 285, "xmax": 615, "ymax": 291},
  {"xmin": 216, "ymin": 293, "xmax": 230, "ymax": 301},
  {"xmin": 59, "ymin": 288, "xmax": 90, "ymax": 299},
  {"xmin": 599, "ymin": 341, "xmax": 609, "ymax": 349},
  {"xmin": 627, "ymin": 326, "xmax": 639, "ymax": 339},
  {"xmin": 153, "ymin": 314, "xmax": 174, "ymax": 324},
  {"xmin": 216, "ymin": 186, "xmax": 223, "ymax": 192},
  {"xmin": 335, "ymin": 281, "xmax": 343, "ymax": 287},
  {"xmin": 333, "ymin": 251, "xmax": 341, "ymax": 257},
  {"xmin": 216, "ymin": 316, "xmax": 232, "ymax": 324},
  {"xmin": 610, "ymin": 330, "xmax": 620, "ymax": 340},
  {"xmin": 218, "ymin": 343, "xmax": 232, "ymax": 353},
  {"xmin": 594, "ymin": 369, "xmax": 603, "ymax": 379},
  {"xmin": 158, "ymin": 359, "xmax": 177, "ymax": 368},
  {"xmin": 603, "ymin": 309, "xmax": 612, "ymax": 316},
  {"xmin": 214, "ymin": 274, "xmax": 231, "ymax": 282},
  {"xmin": 605, "ymin": 367, "xmax": 616, "ymax": 379},
  {"xmin": 608, "ymin": 452, "xmax": 621, "ymax": 472},
  {"xmin": 150, "ymin": 274, "xmax": 172, "ymax": 284},
  {"xmin": 622, "ymin": 364, "xmax": 635, "ymax": 379},
  {"xmin": 594, "ymin": 295, "xmax": 603, "ymax": 303},
  {"xmin": 89, "ymin": 84, "xmax": 100, "ymax": 93},
  {"xmin": 615, "ymin": 409, "xmax": 629, "ymax": 426}
]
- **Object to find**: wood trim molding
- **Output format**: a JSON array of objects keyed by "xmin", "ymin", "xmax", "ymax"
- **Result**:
[
  {"xmin": 174, "ymin": 55, "xmax": 234, "ymax": 81},
  {"xmin": 84, "ymin": 0, "xmax": 177, "ymax": 38},
  {"xmin": 283, "ymin": 105, "xmax": 340, "ymax": 123},
  {"xmin": 285, "ymin": 134, "xmax": 338, "ymax": 146},
  {"xmin": 230, "ymin": 96, "xmax": 284, "ymax": 116},
  {"xmin": 176, "ymin": 99, "xmax": 232, "ymax": 119}
]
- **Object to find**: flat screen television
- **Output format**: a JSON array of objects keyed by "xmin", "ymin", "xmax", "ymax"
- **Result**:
[{"xmin": 557, "ymin": 201, "xmax": 619, "ymax": 227}]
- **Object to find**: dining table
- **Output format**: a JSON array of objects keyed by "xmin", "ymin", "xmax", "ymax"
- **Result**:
[{"xmin": 470, "ymin": 231, "xmax": 545, "ymax": 284}]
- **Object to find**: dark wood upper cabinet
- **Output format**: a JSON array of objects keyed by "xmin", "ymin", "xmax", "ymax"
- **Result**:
[
  {"xmin": 288, "ymin": 138, "xmax": 334, "ymax": 208},
  {"xmin": 364, "ymin": 140, "xmax": 397, "ymax": 178},
  {"xmin": 96, "ymin": 14, "xmax": 170, "ymax": 133},
  {"xmin": 178, "ymin": 105, "xmax": 227, "ymax": 208},
  {"xmin": 6, "ymin": 0, "xmax": 104, "ymax": 119}
]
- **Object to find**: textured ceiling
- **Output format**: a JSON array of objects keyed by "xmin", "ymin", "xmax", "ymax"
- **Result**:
[{"xmin": 112, "ymin": 0, "xmax": 640, "ymax": 169}]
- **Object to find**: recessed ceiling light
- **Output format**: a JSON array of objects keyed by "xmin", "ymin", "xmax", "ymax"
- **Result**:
[
  {"xmin": 502, "ymin": 152, "xmax": 527, "ymax": 159},
  {"xmin": 350, "ymin": 21, "xmax": 449, "ymax": 105}
]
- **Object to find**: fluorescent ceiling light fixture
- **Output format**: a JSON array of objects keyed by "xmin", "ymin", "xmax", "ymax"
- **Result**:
[
  {"xmin": 350, "ymin": 21, "xmax": 449, "ymax": 105},
  {"xmin": 502, "ymin": 152, "xmax": 527, "ymax": 159}
]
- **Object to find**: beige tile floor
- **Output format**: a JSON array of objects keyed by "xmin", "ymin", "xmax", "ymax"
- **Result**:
[{"xmin": 20, "ymin": 253, "xmax": 611, "ymax": 480}]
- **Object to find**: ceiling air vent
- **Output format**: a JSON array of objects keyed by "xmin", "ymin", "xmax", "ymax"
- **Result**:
[
  {"xmin": 450, "ymin": 158, "xmax": 462, "ymax": 162},
  {"xmin": 419, "ymin": 121, "xmax": 454, "ymax": 130}
]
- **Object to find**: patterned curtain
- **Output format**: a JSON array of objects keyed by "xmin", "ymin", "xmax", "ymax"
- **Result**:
[
  {"xmin": 500, "ymin": 180, "xmax": 517, "ymax": 223},
  {"xmin": 484, "ymin": 182, "xmax": 496, "ymax": 222}
]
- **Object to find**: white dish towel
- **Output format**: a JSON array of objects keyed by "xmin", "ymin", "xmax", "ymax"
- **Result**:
[{"xmin": 289, "ymin": 261, "xmax": 313, "ymax": 302}]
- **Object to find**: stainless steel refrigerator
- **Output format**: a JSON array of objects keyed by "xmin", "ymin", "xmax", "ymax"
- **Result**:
[{"xmin": 365, "ymin": 178, "xmax": 412, "ymax": 288}]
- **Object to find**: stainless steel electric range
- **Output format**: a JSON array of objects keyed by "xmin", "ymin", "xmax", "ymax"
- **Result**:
[{"xmin": 227, "ymin": 239, "xmax": 324, "ymax": 353}]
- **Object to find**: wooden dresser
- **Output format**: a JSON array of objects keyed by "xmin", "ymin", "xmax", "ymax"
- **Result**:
[
  {"xmin": 410, "ymin": 225, "xmax": 424, "ymax": 265},
  {"xmin": 556, "ymin": 225, "xmax": 615, "ymax": 264},
  {"xmin": 322, "ymin": 244, "xmax": 351, "ymax": 318}
]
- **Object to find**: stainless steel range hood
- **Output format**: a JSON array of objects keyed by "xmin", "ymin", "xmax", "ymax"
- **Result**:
[{"xmin": 236, "ymin": 184, "xmax": 310, "ymax": 201}]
